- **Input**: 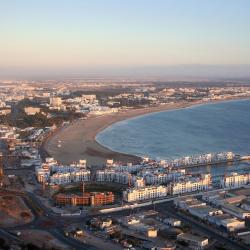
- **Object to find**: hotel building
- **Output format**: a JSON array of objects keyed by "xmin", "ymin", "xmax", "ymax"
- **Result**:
[
  {"xmin": 170, "ymin": 174, "xmax": 211, "ymax": 195},
  {"xmin": 220, "ymin": 172, "xmax": 250, "ymax": 188},
  {"xmin": 123, "ymin": 185, "xmax": 168, "ymax": 202}
]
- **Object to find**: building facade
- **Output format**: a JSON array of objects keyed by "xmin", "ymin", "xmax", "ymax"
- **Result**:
[
  {"xmin": 55, "ymin": 192, "xmax": 114, "ymax": 206},
  {"xmin": 220, "ymin": 172, "xmax": 250, "ymax": 188},
  {"xmin": 170, "ymin": 174, "xmax": 211, "ymax": 195},
  {"xmin": 123, "ymin": 185, "xmax": 168, "ymax": 202}
]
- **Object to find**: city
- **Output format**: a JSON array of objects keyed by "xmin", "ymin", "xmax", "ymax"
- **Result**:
[
  {"xmin": 1, "ymin": 1, "xmax": 250, "ymax": 250},
  {"xmin": 1, "ymin": 80, "xmax": 250, "ymax": 250}
]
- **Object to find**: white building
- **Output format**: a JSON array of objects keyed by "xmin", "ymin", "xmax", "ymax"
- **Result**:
[
  {"xmin": 144, "ymin": 173, "xmax": 169, "ymax": 185},
  {"xmin": 36, "ymin": 158, "xmax": 90, "ymax": 185},
  {"xmin": 72, "ymin": 170, "xmax": 91, "ymax": 182},
  {"xmin": 123, "ymin": 185, "xmax": 168, "ymax": 202},
  {"xmin": 143, "ymin": 170, "xmax": 185, "ymax": 185},
  {"xmin": 133, "ymin": 177, "xmax": 145, "ymax": 188},
  {"xmin": 50, "ymin": 97, "xmax": 62, "ymax": 108},
  {"xmin": 170, "ymin": 174, "xmax": 211, "ymax": 195},
  {"xmin": 220, "ymin": 172, "xmax": 250, "ymax": 188},
  {"xmin": 50, "ymin": 170, "xmax": 90, "ymax": 185},
  {"xmin": 24, "ymin": 107, "xmax": 41, "ymax": 115},
  {"xmin": 95, "ymin": 170, "xmax": 132, "ymax": 185},
  {"xmin": 50, "ymin": 172, "xmax": 71, "ymax": 185}
]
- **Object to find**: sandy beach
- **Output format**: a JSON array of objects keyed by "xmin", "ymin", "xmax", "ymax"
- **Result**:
[
  {"xmin": 44, "ymin": 101, "xmax": 202, "ymax": 166},
  {"xmin": 44, "ymin": 97, "xmax": 249, "ymax": 166}
]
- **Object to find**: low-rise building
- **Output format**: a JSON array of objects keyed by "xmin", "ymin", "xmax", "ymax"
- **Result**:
[
  {"xmin": 221, "ymin": 203, "xmax": 250, "ymax": 219},
  {"xmin": 207, "ymin": 214, "xmax": 245, "ymax": 232},
  {"xmin": 163, "ymin": 218, "xmax": 181, "ymax": 227},
  {"xmin": 147, "ymin": 227, "xmax": 158, "ymax": 238},
  {"xmin": 175, "ymin": 197, "xmax": 222, "ymax": 219},
  {"xmin": 177, "ymin": 233, "xmax": 208, "ymax": 248},
  {"xmin": 174, "ymin": 197, "xmax": 206, "ymax": 210},
  {"xmin": 241, "ymin": 198, "xmax": 250, "ymax": 211},
  {"xmin": 188, "ymin": 205, "xmax": 223, "ymax": 220}
]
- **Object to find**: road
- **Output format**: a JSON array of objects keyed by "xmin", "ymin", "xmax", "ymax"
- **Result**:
[{"xmin": 1, "ymin": 187, "xmax": 249, "ymax": 250}]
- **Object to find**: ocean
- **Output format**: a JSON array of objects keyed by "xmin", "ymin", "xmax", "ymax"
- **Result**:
[{"xmin": 96, "ymin": 99, "xmax": 250, "ymax": 178}]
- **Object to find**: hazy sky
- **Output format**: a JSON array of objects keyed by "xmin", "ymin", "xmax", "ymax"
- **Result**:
[{"xmin": 1, "ymin": 0, "xmax": 250, "ymax": 78}]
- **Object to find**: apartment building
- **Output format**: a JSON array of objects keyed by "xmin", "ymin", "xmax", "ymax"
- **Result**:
[
  {"xmin": 123, "ymin": 185, "xmax": 168, "ymax": 202},
  {"xmin": 55, "ymin": 192, "xmax": 114, "ymax": 206},
  {"xmin": 170, "ymin": 174, "xmax": 211, "ymax": 195},
  {"xmin": 50, "ymin": 170, "xmax": 90, "ymax": 185},
  {"xmin": 220, "ymin": 172, "xmax": 250, "ymax": 188}
]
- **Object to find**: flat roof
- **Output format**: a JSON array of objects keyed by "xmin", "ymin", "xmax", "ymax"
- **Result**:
[
  {"xmin": 178, "ymin": 233, "xmax": 208, "ymax": 242},
  {"xmin": 231, "ymin": 188, "xmax": 250, "ymax": 197}
]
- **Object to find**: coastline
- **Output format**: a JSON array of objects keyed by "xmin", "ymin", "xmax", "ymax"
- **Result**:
[{"xmin": 44, "ymin": 97, "xmax": 250, "ymax": 166}]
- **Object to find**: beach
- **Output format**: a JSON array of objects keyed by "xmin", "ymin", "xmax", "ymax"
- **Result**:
[
  {"xmin": 44, "ymin": 101, "xmax": 199, "ymax": 166},
  {"xmin": 44, "ymin": 97, "xmax": 249, "ymax": 166}
]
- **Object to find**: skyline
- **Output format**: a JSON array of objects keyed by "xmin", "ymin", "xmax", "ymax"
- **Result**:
[{"xmin": 1, "ymin": 0, "xmax": 250, "ymax": 79}]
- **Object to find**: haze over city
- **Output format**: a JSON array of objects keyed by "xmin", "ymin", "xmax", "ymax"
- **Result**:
[{"xmin": 1, "ymin": 0, "xmax": 250, "ymax": 79}]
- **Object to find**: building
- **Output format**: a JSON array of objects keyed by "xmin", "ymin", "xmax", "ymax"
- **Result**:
[
  {"xmin": 163, "ymin": 218, "xmax": 181, "ymax": 227},
  {"xmin": 241, "ymin": 198, "xmax": 250, "ymax": 211},
  {"xmin": 220, "ymin": 172, "xmax": 250, "ymax": 188},
  {"xmin": 177, "ymin": 233, "xmax": 208, "ymax": 249},
  {"xmin": 211, "ymin": 195, "xmax": 247, "ymax": 206},
  {"xmin": 55, "ymin": 192, "xmax": 114, "ymax": 206},
  {"xmin": 126, "ymin": 216, "xmax": 140, "ymax": 225},
  {"xmin": 147, "ymin": 227, "xmax": 158, "ymax": 238},
  {"xmin": 202, "ymin": 190, "xmax": 226, "ymax": 203},
  {"xmin": 36, "ymin": 159, "xmax": 90, "ymax": 185},
  {"xmin": 95, "ymin": 169, "xmax": 132, "ymax": 185},
  {"xmin": 81, "ymin": 94, "xmax": 97, "ymax": 104},
  {"xmin": 49, "ymin": 170, "xmax": 90, "ymax": 185},
  {"xmin": 175, "ymin": 197, "xmax": 207, "ymax": 210},
  {"xmin": 175, "ymin": 197, "xmax": 223, "ymax": 220},
  {"xmin": 50, "ymin": 97, "xmax": 62, "ymax": 108},
  {"xmin": 170, "ymin": 174, "xmax": 211, "ymax": 195},
  {"xmin": 220, "ymin": 218, "xmax": 245, "ymax": 232},
  {"xmin": 24, "ymin": 107, "xmax": 41, "ymax": 115},
  {"xmin": 188, "ymin": 205, "xmax": 223, "ymax": 219},
  {"xmin": 123, "ymin": 185, "xmax": 168, "ymax": 202},
  {"xmin": 0, "ymin": 108, "xmax": 11, "ymax": 115},
  {"xmin": 221, "ymin": 203, "xmax": 250, "ymax": 219},
  {"xmin": 133, "ymin": 177, "xmax": 145, "ymax": 188},
  {"xmin": 207, "ymin": 214, "xmax": 245, "ymax": 232}
]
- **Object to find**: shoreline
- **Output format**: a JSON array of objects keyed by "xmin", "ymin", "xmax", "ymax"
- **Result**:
[{"xmin": 44, "ymin": 97, "xmax": 250, "ymax": 166}]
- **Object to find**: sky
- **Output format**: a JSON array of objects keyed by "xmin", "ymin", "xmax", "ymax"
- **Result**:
[{"xmin": 0, "ymin": 0, "xmax": 250, "ymax": 79}]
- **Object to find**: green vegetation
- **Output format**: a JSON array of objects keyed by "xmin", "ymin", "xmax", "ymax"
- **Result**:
[{"xmin": 0, "ymin": 98, "xmax": 85, "ymax": 128}]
